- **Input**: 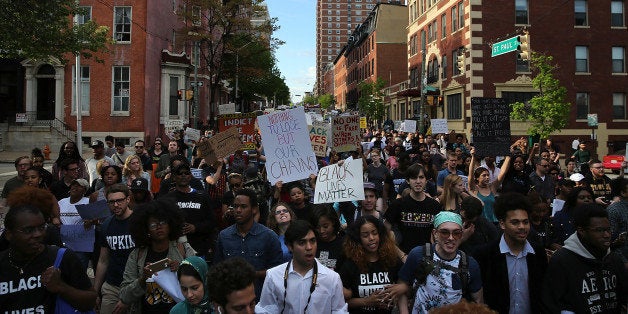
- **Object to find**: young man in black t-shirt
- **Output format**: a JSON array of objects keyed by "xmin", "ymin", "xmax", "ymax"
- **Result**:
[
  {"xmin": 0, "ymin": 205, "xmax": 95, "ymax": 312},
  {"xmin": 384, "ymin": 164, "xmax": 442, "ymax": 253}
]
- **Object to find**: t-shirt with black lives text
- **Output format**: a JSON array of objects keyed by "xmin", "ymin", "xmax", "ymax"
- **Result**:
[{"xmin": 339, "ymin": 258, "xmax": 402, "ymax": 314}]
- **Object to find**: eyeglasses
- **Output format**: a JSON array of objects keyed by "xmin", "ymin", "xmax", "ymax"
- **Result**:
[
  {"xmin": 148, "ymin": 221, "xmax": 168, "ymax": 230},
  {"xmin": 275, "ymin": 208, "xmax": 289, "ymax": 215},
  {"xmin": 176, "ymin": 171, "xmax": 191, "ymax": 176},
  {"xmin": 16, "ymin": 223, "xmax": 48, "ymax": 235},
  {"xmin": 587, "ymin": 227, "xmax": 611, "ymax": 234},
  {"xmin": 107, "ymin": 197, "xmax": 128, "ymax": 205},
  {"xmin": 437, "ymin": 229, "xmax": 463, "ymax": 239},
  {"xmin": 135, "ymin": 146, "xmax": 144, "ymax": 149}
]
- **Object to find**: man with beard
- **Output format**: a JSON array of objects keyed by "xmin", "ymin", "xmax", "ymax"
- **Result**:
[
  {"xmin": 214, "ymin": 188, "xmax": 282, "ymax": 300},
  {"xmin": 542, "ymin": 204, "xmax": 627, "ymax": 313},
  {"xmin": 165, "ymin": 163, "xmax": 214, "ymax": 259},
  {"xmin": 1, "ymin": 156, "xmax": 31, "ymax": 200},
  {"xmin": 256, "ymin": 220, "xmax": 348, "ymax": 313},
  {"xmin": 155, "ymin": 140, "xmax": 181, "ymax": 179},
  {"xmin": 93, "ymin": 184, "xmax": 136, "ymax": 313},
  {"xmin": 472, "ymin": 193, "xmax": 547, "ymax": 313},
  {"xmin": 384, "ymin": 164, "xmax": 442, "ymax": 253},
  {"xmin": 0, "ymin": 205, "xmax": 96, "ymax": 312}
]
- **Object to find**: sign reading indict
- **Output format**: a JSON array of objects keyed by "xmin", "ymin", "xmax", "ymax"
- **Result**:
[{"xmin": 491, "ymin": 36, "xmax": 519, "ymax": 57}]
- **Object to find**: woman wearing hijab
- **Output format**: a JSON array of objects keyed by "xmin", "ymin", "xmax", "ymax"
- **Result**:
[{"xmin": 170, "ymin": 256, "xmax": 212, "ymax": 314}]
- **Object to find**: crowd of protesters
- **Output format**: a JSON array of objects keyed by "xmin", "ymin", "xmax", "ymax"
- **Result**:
[{"xmin": 0, "ymin": 126, "xmax": 627, "ymax": 314}]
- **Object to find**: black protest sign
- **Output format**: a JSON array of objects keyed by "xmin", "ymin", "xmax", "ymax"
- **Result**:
[{"xmin": 471, "ymin": 97, "xmax": 511, "ymax": 156}]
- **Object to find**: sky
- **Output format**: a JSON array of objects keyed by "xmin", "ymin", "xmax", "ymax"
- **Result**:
[{"xmin": 265, "ymin": 0, "xmax": 316, "ymax": 104}]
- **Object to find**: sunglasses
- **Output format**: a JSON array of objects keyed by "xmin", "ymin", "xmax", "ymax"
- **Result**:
[{"xmin": 437, "ymin": 229, "xmax": 463, "ymax": 240}]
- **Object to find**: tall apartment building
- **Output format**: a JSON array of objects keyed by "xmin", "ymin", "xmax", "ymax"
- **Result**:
[{"xmin": 316, "ymin": 0, "xmax": 403, "ymax": 96}]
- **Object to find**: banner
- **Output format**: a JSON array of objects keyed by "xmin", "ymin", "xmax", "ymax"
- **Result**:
[
  {"xmin": 331, "ymin": 115, "xmax": 361, "ymax": 152},
  {"xmin": 60, "ymin": 225, "xmax": 96, "ymax": 252},
  {"xmin": 76, "ymin": 200, "xmax": 111, "ymax": 220},
  {"xmin": 218, "ymin": 113, "xmax": 257, "ymax": 149},
  {"xmin": 258, "ymin": 106, "xmax": 319, "ymax": 185},
  {"xmin": 402, "ymin": 119, "xmax": 417, "ymax": 133},
  {"xmin": 313, "ymin": 158, "xmax": 365, "ymax": 204},
  {"xmin": 309, "ymin": 122, "xmax": 330, "ymax": 157},
  {"xmin": 431, "ymin": 119, "xmax": 448, "ymax": 134},
  {"xmin": 184, "ymin": 127, "xmax": 201, "ymax": 142}
]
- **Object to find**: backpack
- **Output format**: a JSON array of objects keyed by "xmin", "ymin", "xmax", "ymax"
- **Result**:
[{"xmin": 409, "ymin": 243, "xmax": 472, "ymax": 310}]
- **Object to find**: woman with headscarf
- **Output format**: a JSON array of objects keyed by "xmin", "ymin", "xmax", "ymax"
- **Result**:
[
  {"xmin": 51, "ymin": 141, "xmax": 88, "ymax": 181},
  {"xmin": 170, "ymin": 256, "xmax": 212, "ymax": 314}
]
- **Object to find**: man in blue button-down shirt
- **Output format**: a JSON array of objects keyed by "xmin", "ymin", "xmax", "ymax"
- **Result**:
[
  {"xmin": 214, "ymin": 188, "xmax": 283, "ymax": 299},
  {"xmin": 472, "ymin": 192, "xmax": 547, "ymax": 314}
]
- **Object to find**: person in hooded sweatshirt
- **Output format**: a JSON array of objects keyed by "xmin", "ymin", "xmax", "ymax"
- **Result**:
[{"xmin": 541, "ymin": 203, "xmax": 627, "ymax": 314}]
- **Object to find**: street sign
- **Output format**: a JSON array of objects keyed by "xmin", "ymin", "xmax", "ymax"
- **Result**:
[
  {"xmin": 491, "ymin": 36, "xmax": 519, "ymax": 57},
  {"xmin": 190, "ymin": 81, "xmax": 203, "ymax": 87},
  {"xmin": 587, "ymin": 114, "xmax": 598, "ymax": 127}
]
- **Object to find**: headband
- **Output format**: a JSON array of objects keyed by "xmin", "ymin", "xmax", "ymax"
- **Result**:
[{"xmin": 433, "ymin": 211, "xmax": 463, "ymax": 228}]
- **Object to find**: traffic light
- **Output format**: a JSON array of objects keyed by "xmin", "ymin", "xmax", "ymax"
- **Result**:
[
  {"xmin": 517, "ymin": 33, "xmax": 530, "ymax": 61},
  {"xmin": 186, "ymin": 90, "xmax": 194, "ymax": 100},
  {"xmin": 177, "ymin": 89, "xmax": 183, "ymax": 100},
  {"xmin": 456, "ymin": 52, "xmax": 465, "ymax": 73}
]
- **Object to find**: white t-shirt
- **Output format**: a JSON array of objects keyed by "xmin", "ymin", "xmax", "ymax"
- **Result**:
[{"xmin": 59, "ymin": 197, "xmax": 90, "ymax": 225}]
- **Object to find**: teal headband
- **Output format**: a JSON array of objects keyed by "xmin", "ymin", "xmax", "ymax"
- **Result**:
[{"xmin": 433, "ymin": 211, "xmax": 463, "ymax": 228}]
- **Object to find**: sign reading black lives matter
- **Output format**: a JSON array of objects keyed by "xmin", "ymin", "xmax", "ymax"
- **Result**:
[{"xmin": 471, "ymin": 97, "xmax": 512, "ymax": 156}]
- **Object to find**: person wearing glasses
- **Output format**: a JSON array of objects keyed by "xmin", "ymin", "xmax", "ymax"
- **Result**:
[
  {"xmin": 133, "ymin": 140, "xmax": 154, "ymax": 172},
  {"xmin": 0, "ymin": 204, "xmax": 96, "ymax": 312},
  {"xmin": 586, "ymin": 159, "xmax": 615, "ymax": 207},
  {"xmin": 1, "ymin": 156, "xmax": 31, "ymax": 201},
  {"xmin": 49, "ymin": 159, "xmax": 81, "ymax": 201},
  {"xmin": 93, "ymin": 184, "xmax": 136, "ymax": 314},
  {"xmin": 119, "ymin": 199, "xmax": 196, "ymax": 313},
  {"xmin": 266, "ymin": 202, "xmax": 296, "ymax": 263},
  {"xmin": 472, "ymin": 193, "xmax": 547, "ymax": 314},
  {"xmin": 397, "ymin": 211, "xmax": 483, "ymax": 313},
  {"xmin": 542, "ymin": 203, "xmax": 628, "ymax": 313},
  {"xmin": 528, "ymin": 156, "xmax": 556, "ymax": 203},
  {"xmin": 256, "ymin": 220, "xmax": 348, "ymax": 313}
]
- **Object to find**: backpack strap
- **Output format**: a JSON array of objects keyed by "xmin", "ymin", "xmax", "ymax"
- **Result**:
[
  {"xmin": 457, "ymin": 250, "xmax": 471, "ymax": 301},
  {"xmin": 54, "ymin": 247, "xmax": 66, "ymax": 268},
  {"xmin": 176, "ymin": 242, "xmax": 186, "ymax": 258}
]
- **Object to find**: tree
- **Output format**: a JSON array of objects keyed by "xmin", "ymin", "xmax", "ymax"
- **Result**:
[
  {"xmin": 179, "ymin": 0, "xmax": 284, "ymax": 110},
  {"xmin": 318, "ymin": 94, "xmax": 335, "ymax": 110},
  {"xmin": 358, "ymin": 77, "xmax": 387, "ymax": 127},
  {"xmin": 510, "ymin": 53, "xmax": 570, "ymax": 146},
  {"xmin": 0, "ymin": 0, "xmax": 109, "ymax": 62},
  {"xmin": 302, "ymin": 94, "xmax": 318, "ymax": 106}
]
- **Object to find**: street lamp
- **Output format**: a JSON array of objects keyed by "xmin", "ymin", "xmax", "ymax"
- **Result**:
[
  {"xmin": 234, "ymin": 41, "xmax": 254, "ymax": 112},
  {"xmin": 188, "ymin": 32, "xmax": 201, "ymax": 128}
]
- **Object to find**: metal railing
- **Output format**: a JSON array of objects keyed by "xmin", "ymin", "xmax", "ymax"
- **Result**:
[{"xmin": 8, "ymin": 111, "xmax": 75, "ymax": 142}]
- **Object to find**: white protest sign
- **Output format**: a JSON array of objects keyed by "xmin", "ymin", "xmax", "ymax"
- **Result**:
[
  {"xmin": 331, "ymin": 115, "xmax": 361, "ymax": 152},
  {"xmin": 403, "ymin": 119, "xmax": 417, "ymax": 133},
  {"xmin": 314, "ymin": 158, "xmax": 365, "ymax": 204},
  {"xmin": 258, "ymin": 106, "xmax": 318, "ymax": 185},
  {"xmin": 309, "ymin": 122, "xmax": 330, "ymax": 157},
  {"xmin": 431, "ymin": 119, "xmax": 448, "ymax": 134},
  {"xmin": 394, "ymin": 120, "xmax": 402, "ymax": 132},
  {"xmin": 219, "ymin": 103, "xmax": 236, "ymax": 115},
  {"xmin": 185, "ymin": 127, "xmax": 201, "ymax": 141}
]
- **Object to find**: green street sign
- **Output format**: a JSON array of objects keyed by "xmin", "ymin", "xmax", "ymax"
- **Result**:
[{"xmin": 491, "ymin": 36, "xmax": 519, "ymax": 57}]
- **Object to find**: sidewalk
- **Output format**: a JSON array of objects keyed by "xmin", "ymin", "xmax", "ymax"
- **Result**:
[{"xmin": 0, "ymin": 148, "xmax": 92, "ymax": 163}]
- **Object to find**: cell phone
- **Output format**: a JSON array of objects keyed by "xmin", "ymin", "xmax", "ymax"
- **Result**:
[
  {"xmin": 619, "ymin": 232, "xmax": 628, "ymax": 241},
  {"xmin": 146, "ymin": 258, "xmax": 170, "ymax": 273}
]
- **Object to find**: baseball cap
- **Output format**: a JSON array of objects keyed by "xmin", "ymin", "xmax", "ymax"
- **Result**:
[
  {"xmin": 91, "ymin": 140, "xmax": 104, "ymax": 148},
  {"xmin": 363, "ymin": 182, "xmax": 378, "ymax": 192},
  {"xmin": 70, "ymin": 178, "xmax": 90, "ymax": 190},
  {"xmin": 130, "ymin": 178, "xmax": 149, "ymax": 191},
  {"xmin": 569, "ymin": 173, "xmax": 585, "ymax": 182}
]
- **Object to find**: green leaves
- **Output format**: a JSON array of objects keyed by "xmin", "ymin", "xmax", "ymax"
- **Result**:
[
  {"xmin": 510, "ymin": 53, "xmax": 570, "ymax": 139},
  {"xmin": 358, "ymin": 77, "xmax": 387, "ymax": 126}
]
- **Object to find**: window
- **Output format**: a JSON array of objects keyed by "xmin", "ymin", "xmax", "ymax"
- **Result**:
[
  {"xmin": 576, "ymin": 92, "xmax": 589, "ymax": 119},
  {"xmin": 191, "ymin": 43, "xmax": 199, "ymax": 67},
  {"xmin": 336, "ymin": 30, "xmax": 340, "ymax": 34},
  {"xmin": 458, "ymin": 2, "xmax": 464, "ymax": 29},
  {"xmin": 169, "ymin": 77, "xmax": 179, "ymax": 116},
  {"xmin": 428, "ymin": 23, "xmax": 434, "ymax": 42},
  {"xmin": 501, "ymin": 92, "xmax": 537, "ymax": 105},
  {"xmin": 515, "ymin": 0, "xmax": 529, "ymax": 24},
  {"xmin": 77, "ymin": 6, "xmax": 92, "ymax": 24},
  {"xmin": 192, "ymin": 6, "xmax": 201, "ymax": 26},
  {"xmin": 441, "ymin": 55, "xmax": 447, "ymax": 79},
  {"xmin": 575, "ymin": 0, "xmax": 588, "ymax": 26},
  {"xmin": 612, "ymin": 47, "xmax": 625, "ymax": 73},
  {"xmin": 447, "ymin": 93, "xmax": 462, "ymax": 120},
  {"xmin": 516, "ymin": 54, "xmax": 530, "ymax": 72},
  {"xmin": 409, "ymin": 67, "xmax": 419, "ymax": 88},
  {"xmin": 441, "ymin": 14, "xmax": 447, "ymax": 38},
  {"xmin": 613, "ymin": 93, "xmax": 627, "ymax": 119},
  {"xmin": 452, "ymin": 48, "xmax": 463, "ymax": 76},
  {"xmin": 410, "ymin": 35, "xmax": 417, "ymax": 55},
  {"xmin": 327, "ymin": 36, "xmax": 332, "ymax": 41},
  {"xmin": 112, "ymin": 66, "xmax": 130, "ymax": 112},
  {"xmin": 114, "ymin": 7, "xmax": 132, "ymax": 42},
  {"xmin": 575, "ymin": 46, "xmax": 589, "ymax": 72},
  {"xmin": 611, "ymin": 1, "xmax": 625, "ymax": 26},
  {"xmin": 328, "ymin": 16, "xmax": 332, "ymax": 21},
  {"xmin": 327, "ymin": 30, "xmax": 332, "ymax": 34},
  {"xmin": 452, "ymin": 6, "xmax": 458, "ymax": 31},
  {"xmin": 72, "ymin": 66, "xmax": 90, "ymax": 114}
]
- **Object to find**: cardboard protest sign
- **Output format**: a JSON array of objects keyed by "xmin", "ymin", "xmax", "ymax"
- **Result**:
[
  {"xmin": 258, "ymin": 106, "xmax": 318, "ymax": 185},
  {"xmin": 471, "ymin": 97, "xmax": 511, "ymax": 156},
  {"xmin": 60, "ymin": 225, "xmax": 95, "ymax": 252},
  {"xmin": 402, "ymin": 119, "xmax": 417, "ymax": 133},
  {"xmin": 218, "ymin": 113, "xmax": 257, "ymax": 149},
  {"xmin": 313, "ymin": 158, "xmax": 365, "ymax": 204},
  {"xmin": 309, "ymin": 122, "xmax": 330, "ymax": 157},
  {"xmin": 331, "ymin": 115, "xmax": 361, "ymax": 152},
  {"xmin": 204, "ymin": 127, "xmax": 243, "ymax": 163},
  {"xmin": 431, "ymin": 119, "xmax": 448, "ymax": 134}
]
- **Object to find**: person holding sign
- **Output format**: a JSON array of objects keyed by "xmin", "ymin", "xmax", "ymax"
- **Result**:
[{"xmin": 467, "ymin": 148, "xmax": 511, "ymax": 224}]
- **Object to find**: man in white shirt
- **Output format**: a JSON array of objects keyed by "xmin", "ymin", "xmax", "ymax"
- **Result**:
[
  {"xmin": 256, "ymin": 220, "xmax": 348, "ymax": 313},
  {"xmin": 85, "ymin": 140, "xmax": 115, "ymax": 185}
]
